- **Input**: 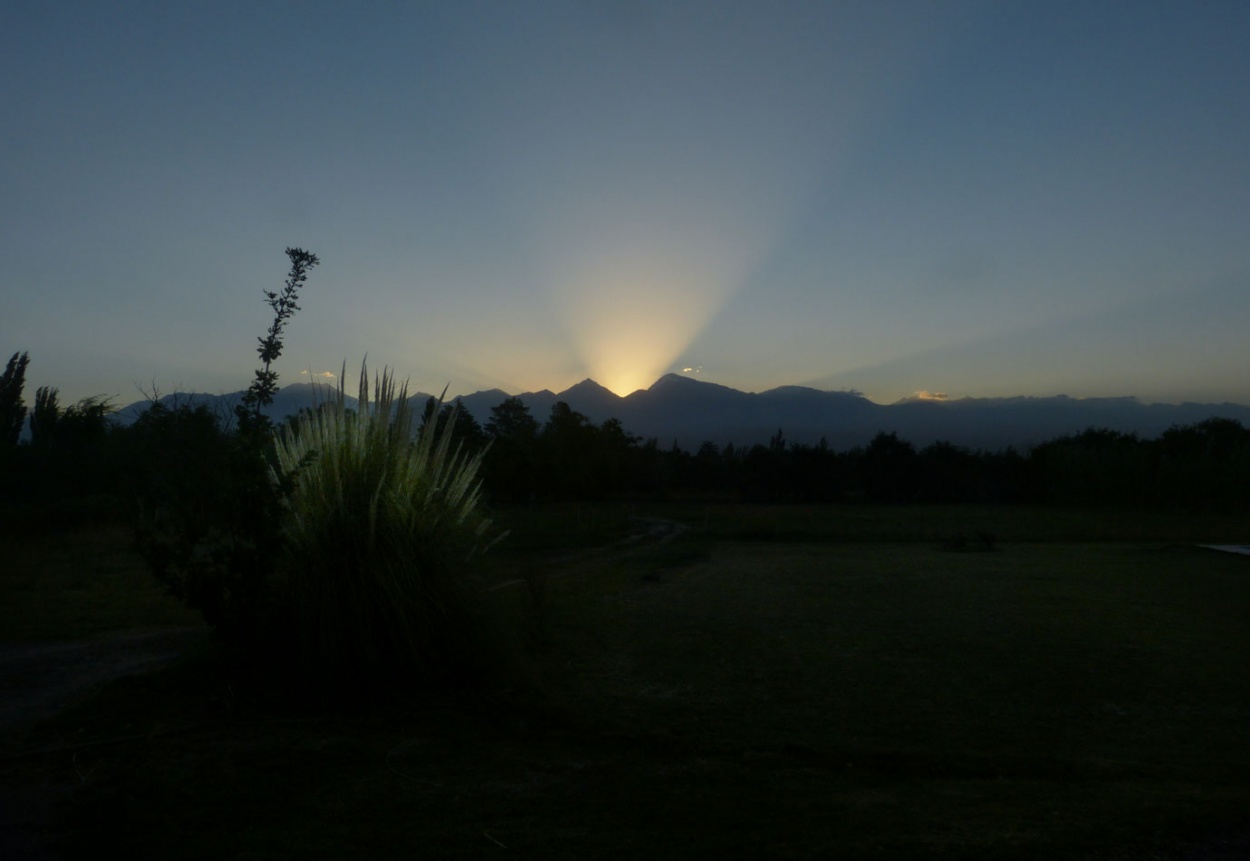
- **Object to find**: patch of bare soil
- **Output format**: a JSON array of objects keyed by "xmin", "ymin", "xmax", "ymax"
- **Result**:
[
  {"xmin": 0, "ymin": 626, "xmax": 210, "ymax": 859},
  {"xmin": 0, "ymin": 627, "xmax": 210, "ymax": 742}
]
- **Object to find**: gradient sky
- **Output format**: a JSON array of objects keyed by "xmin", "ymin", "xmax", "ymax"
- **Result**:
[{"xmin": 4, "ymin": 0, "xmax": 1249, "ymax": 407}]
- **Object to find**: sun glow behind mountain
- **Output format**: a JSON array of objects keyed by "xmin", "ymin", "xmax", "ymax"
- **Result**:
[
  {"xmin": 503, "ymin": 156, "xmax": 803, "ymax": 397},
  {"xmin": 465, "ymin": 6, "xmax": 950, "ymax": 399},
  {"xmin": 545, "ymin": 241, "xmax": 763, "ymax": 396},
  {"xmin": 9, "ymin": 5, "xmax": 1248, "ymax": 410}
]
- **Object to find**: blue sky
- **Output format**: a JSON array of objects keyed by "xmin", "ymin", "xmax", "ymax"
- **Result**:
[{"xmin": 4, "ymin": 0, "xmax": 1248, "ymax": 406}]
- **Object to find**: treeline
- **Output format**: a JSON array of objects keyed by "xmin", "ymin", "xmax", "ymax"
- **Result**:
[
  {"xmin": 428, "ymin": 398, "xmax": 1250, "ymax": 511},
  {"xmin": 1, "ymin": 351, "xmax": 123, "ymax": 523},
  {"xmin": 467, "ymin": 400, "xmax": 1250, "ymax": 511},
  {"xmin": 4, "ymin": 355, "xmax": 1250, "ymax": 528},
  {"xmin": 668, "ymin": 422, "xmax": 1250, "ymax": 510}
]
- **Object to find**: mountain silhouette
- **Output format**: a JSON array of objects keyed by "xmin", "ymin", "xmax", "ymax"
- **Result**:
[
  {"xmin": 110, "ymin": 382, "xmax": 360, "ymax": 428},
  {"xmin": 109, "ymin": 375, "xmax": 1250, "ymax": 452}
]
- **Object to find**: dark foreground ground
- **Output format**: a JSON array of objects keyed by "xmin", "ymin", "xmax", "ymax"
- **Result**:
[{"xmin": 2, "ymin": 504, "xmax": 1249, "ymax": 859}]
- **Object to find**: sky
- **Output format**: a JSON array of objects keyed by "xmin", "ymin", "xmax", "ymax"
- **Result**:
[{"xmin": 4, "ymin": 0, "xmax": 1249, "ymax": 408}]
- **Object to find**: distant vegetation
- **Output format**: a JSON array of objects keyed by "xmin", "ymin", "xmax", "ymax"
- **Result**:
[
  {"xmin": 426, "ymin": 402, "xmax": 1250, "ymax": 511},
  {"xmin": 4, "ymin": 250, "xmax": 1250, "ymax": 695},
  {"xmin": 4, "ymin": 364, "xmax": 1250, "ymax": 531}
]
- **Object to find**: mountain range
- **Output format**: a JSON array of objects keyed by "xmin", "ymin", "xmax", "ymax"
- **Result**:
[{"xmin": 109, "ymin": 374, "xmax": 1250, "ymax": 453}]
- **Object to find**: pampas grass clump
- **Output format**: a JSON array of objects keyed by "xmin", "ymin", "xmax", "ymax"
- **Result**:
[{"xmin": 271, "ymin": 361, "xmax": 516, "ymax": 691}]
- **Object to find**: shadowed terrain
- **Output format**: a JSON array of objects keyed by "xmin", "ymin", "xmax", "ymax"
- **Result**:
[{"xmin": 2, "ymin": 505, "xmax": 1249, "ymax": 858}]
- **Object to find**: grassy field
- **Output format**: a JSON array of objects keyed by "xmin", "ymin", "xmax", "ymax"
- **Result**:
[
  {"xmin": 2, "ymin": 503, "xmax": 1249, "ymax": 858},
  {"xmin": 0, "ymin": 525, "xmax": 201, "ymax": 643}
]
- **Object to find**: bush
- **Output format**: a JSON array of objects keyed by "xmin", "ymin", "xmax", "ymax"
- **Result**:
[
  {"xmin": 126, "ymin": 401, "xmax": 286, "ymax": 642},
  {"xmin": 269, "ymin": 362, "xmax": 525, "ymax": 692}
]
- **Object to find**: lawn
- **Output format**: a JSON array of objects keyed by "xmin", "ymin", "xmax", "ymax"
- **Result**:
[
  {"xmin": 0, "ymin": 525, "xmax": 201, "ymax": 643},
  {"xmin": 2, "ymin": 504, "xmax": 1248, "ymax": 859}
]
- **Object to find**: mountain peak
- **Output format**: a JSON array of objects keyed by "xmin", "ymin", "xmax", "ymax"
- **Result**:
[
  {"xmin": 558, "ymin": 378, "xmax": 619, "ymax": 398},
  {"xmin": 649, "ymin": 373, "xmax": 703, "ymax": 390}
]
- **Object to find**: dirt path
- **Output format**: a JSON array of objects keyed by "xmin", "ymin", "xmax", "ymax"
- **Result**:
[
  {"xmin": 0, "ymin": 627, "xmax": 211, "ymax": 859},
  {"xmin": 0, "ymin": 626, "xmax": 210, "ymax": 742}
]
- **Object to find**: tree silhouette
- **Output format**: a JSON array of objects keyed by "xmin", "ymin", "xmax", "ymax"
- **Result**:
[
  {"xmin": 590, "ymin": 417, "xmax": 642, "ymax": 496},
  {"xmin": 0, "ymin": 351, "xmax": 30, "ymax": 449},
  {"xmin": 1154, "ymin": 418, "xmax": 1250, "ymax": 510},
  {"xmin": 916, "ymin": 440, "xmax": 979, "ymax": 503},
  {"xmin": 30, "ymin": 386, "xmax": 60, "ymax": 447},
  {"xmin": 863, "ymin": 431, "xmax": 918, "ymax": 503},
  {"xmin": 486, "ymin": 397, "xmax": 540, "ymax": 442},
  {"xmin": 425, "ymin": 399, "xmax": 488, "ymax": 453},
  {"xmin": 541, "ymin": 402, "xmax": 598, "ymax": 498},
  {"xmin": 483, "ymin": 397, "xmax": 540, "ymax": 502},
  {"xmin": 1028, "ymin": 428, "xmax": 1146, "ymax": 505},
  {"xmin": 14, "ymin": 388, "xmax": 116, "ymax": 514}
]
